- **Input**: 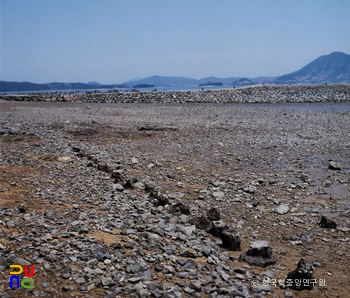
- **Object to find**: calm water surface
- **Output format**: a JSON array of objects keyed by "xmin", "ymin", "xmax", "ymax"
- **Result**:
[{"xmin": 230, "ymin": 102, "xmax": 350, "ymax": 113}]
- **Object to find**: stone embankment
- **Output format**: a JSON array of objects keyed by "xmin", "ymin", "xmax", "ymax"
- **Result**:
[{"xmin": 1, "ymin": 84, "xmax": 350, "ymax": 103}]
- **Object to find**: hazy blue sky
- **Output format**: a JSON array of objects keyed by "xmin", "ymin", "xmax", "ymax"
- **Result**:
[{"xmin": 1, "ymin": 0, "xmax": 349, "ymax": 84}]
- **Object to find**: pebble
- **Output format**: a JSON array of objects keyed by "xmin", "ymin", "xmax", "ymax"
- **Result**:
[{"xmin": 275, "ymin": 204, "xmax": 290, "ymax": 215}]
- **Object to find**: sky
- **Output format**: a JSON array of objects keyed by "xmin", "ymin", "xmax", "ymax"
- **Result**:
[{"xmin": 1, "ymin": 0, "xmax": 350, "ymax": 84}]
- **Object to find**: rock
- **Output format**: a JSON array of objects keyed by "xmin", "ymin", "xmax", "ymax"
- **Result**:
[
  {"xmin": 87, "ymin": 259, "xmax": 98, "ymax": 267},
  {"xmin": 252, "ymin": 197, "xmax": 260, "ymax": 207},
  {"xmin": 168, "ymin": 192, "xmax": 185, "ymax": 200},
  {"xmin": 212, "ymin": 191, "xmax": 225, "ymax": 200},
  {"xmin": 177, "ymin": 271, "xmax": 189, "ymax": 278},
  {"xmin": 244, "ymin": 185, "xmax": 257, "ymax": 194},
  {"xmin": 111, "ymin": 169, "xmax": 124, "ymax": 180},
  {"xmin": 97, "ymin": 162, "xmax": 112, "ymax": 172},
  {"xmin": 290, "ymin": 240, "xmax": 303, "ymax": 246},
  {"xmin": 180, "ymin": 225, "xmax": 196, "ymax": 236},
  {"xmin": 152, "ymin": 192, "xmax": 169, "ymax": 206},
  {"xmin": 275, "ymin": 204, "xmax": 290, "ymax": 214},
  {"xmin": 128, "ymin": 277, "xmax": 142, "ymax": 283},
  {"xmin": 336, "ymin": 226, "xmax": 350, "ymax": 232},
  {"xmin": 124, "ymin": 177, "xmax": 138, "ymax": 189},
  {"xmin": 251, "ymin": 284, "xmax": 271, "ymax": 293},
  {"xmin": 189, "ymin": 215, "xmax": 212, "ymax": 230},
  {"xmin": 220, "ymin": 229, "xmax": 241, "ymax": 251},
  {"xmin": 78, "ymin": 212, "xmax": 89, "ymax": 220},
  {"xmin": 130, "ymin": 262, "xmax": 142, "ymax": 274},
  {"xmin": 75, "ymin": 277, "xmax": 86, "ymax": 284},
  {"xmin": 189, "ymin": 280, "xmax": 202, "ymax": 292},
  {"xmin": 284, "ymin": 258, "xmax": 315, "ymax": 290},
  {"xmin": 17, "ymin": 204, "xmax": 26, "ymax": 213},
  {"xmin": 328, "ymin": 161, "xmax": 341, "ymax": 170},
  {"xmin": 6, "ymin": 221, "xmax": 15, "ymax": 228},
  {"xmin": 113, "ymin": 183, "xmax": 124, "ymax": 192},
  {"xmin": 209, "ymin": 220, "xmax": 228, "ymax": 237},
  {"xmin": 61, "ymin": 273, "xmax": 71, "ymax": 279},
  {"xmin": 179, "ymin": 247, "xmax": 197, "ymax": 258},
  {"xmin": 13, "ymin": 258, "xmax": 30, "ymax": 266},
  {"xmin": 131, "ymin": 157, "xmax": 139, "ymax": 164},
  {"xmin": 144, "ymin": 180, "xmax": 157, "ymax": 191},
  {"xmin": 207, "ymin": 207, "xmax": 221, "ymax": 221},
  {"xmin": 319, "ymin": 215, "xmax": 337, "ymax": 229},
  {"xmin": 167, "ymin": 201, "xmax": 190, "ymax": 215},
  {"xmin": 180, "ymin": 214, "xmax": 190, "ymax": 223},
  {"xmin": 42, "ymin": 233, "xmax": 53, "ymax": 241},
  {"xmin": 301, "ymin": 235, "xmax": 312, "ymax": 243},
  {"xmin": 239, "ymin": 240, "xmax": 277, "ymax": 267}
]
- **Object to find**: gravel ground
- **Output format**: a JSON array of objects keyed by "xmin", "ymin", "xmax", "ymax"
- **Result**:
[{"xmin": 0, "ymin": 100, "xmax": 349, "ymax": 298}]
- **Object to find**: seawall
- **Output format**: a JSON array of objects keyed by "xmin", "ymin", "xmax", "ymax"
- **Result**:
[{"xmin": 1, "ymin": 85, "xmax": 350, "ymax": 103}]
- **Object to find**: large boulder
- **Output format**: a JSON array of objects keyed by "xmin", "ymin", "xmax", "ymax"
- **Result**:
[
  {"xmin": 220, "ymin": 229, "xmax": 241, "ymax": 251},
  {"xmin": 284, "ymin": 258, "xmax": 315, "ymax": 290},
  {"xmin": 239, "ymin": 240, "xmax": 276, "ymax": 267}
]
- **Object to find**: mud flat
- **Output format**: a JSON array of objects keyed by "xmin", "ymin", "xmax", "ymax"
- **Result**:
[{"xmin": 0, "ymin": 99, "xmax": 349, "ymax": 297}]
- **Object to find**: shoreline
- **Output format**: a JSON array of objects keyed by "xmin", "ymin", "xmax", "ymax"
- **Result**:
[{"xmin": 1, "ymin": 84, "xmax": 349, "ymax": 103}]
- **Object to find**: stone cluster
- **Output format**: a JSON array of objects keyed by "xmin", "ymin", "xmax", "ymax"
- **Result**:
[{"xmin": 1, "ymin": 84, "xmax": 350, "ymax": 103}]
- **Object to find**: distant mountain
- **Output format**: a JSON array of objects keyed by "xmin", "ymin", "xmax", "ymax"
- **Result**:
[
  {"xmin": 132, "ymin": 84, "xmax": 154, "ymax": 88},
  {"xmin": 124, "ymin": 76, "xmax": 247, "ymax": 87},
  {"xmin": 123, "ymin": 75, "xmax": 199, "ymax": 87},
  {"xmin": 251, "ymin": 76, "xmax": 277, "ymax": 84},
  {"xmin": 124, "ymin": 78, "xmax": 144, "ymax": 82},
  {"xmin": 125, "ymin": 75, "xmax": 285, "ymax": 87},
  {"xmin": 2, "ymin": 52, "xmax": 349, "ymax": 92},
  {"xmin": 87, "ymin": 81, "xmax": 102, "ymax": 85},
  {"xmin": 199, "ymin": 81, "xmax": 223, "ymax": 87},
  {"xmin": 0, "ymin": 81, "xmax": 128, "ymax": 92},
  {"xmin": 197, "ymin": 76, "xmax": 242, "ymax": 85},
  {"xmin": 233, "ymin": 78, "xmax": 255, "ymax": 86},
  {"xmin": 274, "ymin": 52, "xmax": 350, "ymax": 84}
]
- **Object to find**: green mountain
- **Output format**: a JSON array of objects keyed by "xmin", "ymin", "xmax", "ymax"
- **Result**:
[{"xmin": 274, "ymin": 52, "xmax": 350, "ymax": 84}]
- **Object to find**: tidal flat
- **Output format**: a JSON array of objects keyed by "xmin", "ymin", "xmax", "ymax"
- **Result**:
[{"xmin": 0, "ymin": 98, "xmax": 349, "ymax": 297}]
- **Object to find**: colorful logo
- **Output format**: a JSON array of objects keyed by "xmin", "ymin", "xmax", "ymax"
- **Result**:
[{"xmin": 9, "ymin": 264, "xmax": 35, "ymax": 289}]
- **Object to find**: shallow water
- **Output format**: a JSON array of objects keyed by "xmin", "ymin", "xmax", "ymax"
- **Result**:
[{"xmin": 246, "ymin": 102, "xmax": 350, "ymax": 113}]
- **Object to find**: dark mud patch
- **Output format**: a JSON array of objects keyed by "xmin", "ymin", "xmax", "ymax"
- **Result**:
[{"xmin": 66, "ymin": 124, "xmax": 156, "ymax": 143}]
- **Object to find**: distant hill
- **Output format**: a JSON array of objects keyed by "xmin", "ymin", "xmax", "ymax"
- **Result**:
[
  {"xmin": 197, "ymin": 76, "xmax": 242, "ymax": 85},
  {"xmin": 123, "ymin": 76, "xmax": 199, "ymax": 87},
  {"xmin": 233, "ymin": 78, "xmax": 255, "ymax": 86},
  {"xmin": 2, "ymin": 52, "xmax": 349, "ymax": 92},
  {"xmin": 274, "ymin": 52, "xmax": 350, "ymax": 84},
  {"xmin": 0, "ymin": 81, "xmax": 128, "ymax": 92},
  {"xmin": 199, "ymin": 81, "xmax": 223, "ymax": 87},
  {"xmin": 87, "ymin": 81, "xmax": 102, "ymax": 85},
  {"xmin": 132, "ymin": 84, "xmax": 154, "ymax": 88}
]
